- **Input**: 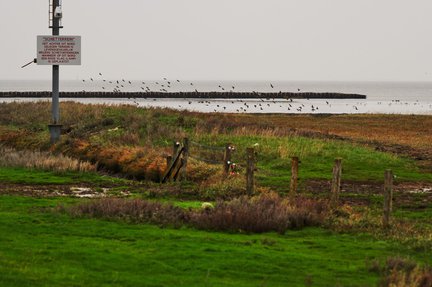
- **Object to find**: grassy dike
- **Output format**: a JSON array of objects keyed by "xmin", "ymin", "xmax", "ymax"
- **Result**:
[{"xmin": 1, "ymin": 102, "xmax": 432, "ymax": 186}]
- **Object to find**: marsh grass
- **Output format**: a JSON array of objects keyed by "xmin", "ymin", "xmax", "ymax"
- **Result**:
[
  {"xmin": 65, "ymin": 192, "xmax": 327, "ymax": 233},
  {"xmin": 65, "ymin": 198, "xmax": 188, "ymax": 227},
  {"xmin": 0, "ymin": 145, "xmax": 95, "ymax": 172},
  {"xmin": 2, "ymin": 102, "xmax": 432, "ymax": 150}
]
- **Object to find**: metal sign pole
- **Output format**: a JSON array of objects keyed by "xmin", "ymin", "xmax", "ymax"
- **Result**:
[{"xmin": 48, "ymin": 0, "xmax": 62, "ymax": 143}]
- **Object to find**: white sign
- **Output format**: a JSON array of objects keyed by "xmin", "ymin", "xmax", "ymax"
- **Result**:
[{"xmin": 37, "ymin": 35, "xmax": 81, "ymax": 65}]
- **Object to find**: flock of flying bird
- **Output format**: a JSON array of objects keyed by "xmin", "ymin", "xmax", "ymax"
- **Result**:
[{"xmin": 81, "ymin": 73, "xmax": 432, "ymax": 114}]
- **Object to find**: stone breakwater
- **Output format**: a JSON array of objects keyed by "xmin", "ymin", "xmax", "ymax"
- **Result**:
[{"xmin": 0, "ymin": 91, "xmax": 366, "ymax": 99}]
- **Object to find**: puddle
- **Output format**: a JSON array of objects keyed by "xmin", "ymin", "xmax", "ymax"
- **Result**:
[
  {"xmin": 407, "ymin": 188, "xmax": 432, "ymax": 194},
  {"xmin": 70, "ymin": 187, "xmax": 130, "ymax": 198}
]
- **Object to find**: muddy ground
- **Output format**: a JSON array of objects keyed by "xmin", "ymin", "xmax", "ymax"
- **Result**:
[{"xmin": 1, "ymin": 180, "xmax": 431, "ymax": 210}]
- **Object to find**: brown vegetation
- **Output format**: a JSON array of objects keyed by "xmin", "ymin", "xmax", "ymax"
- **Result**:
[
  {"xmin": 190, "ymin": 192, "xmax": 327, "ymax": 233},
  {"xmin": 65, "ymin": 192, "xmax": 328, "ymax": 233},
  {"xmin": 0, "ymin": 145, "xmax": 95, "ymax": 172},
  {"xmin": 378, "ymin": 257, "xmax": 432, "ymax": 287},
  {"xmin": 66, "ymin": 198, "xmax": 188, "ymax": 227}
]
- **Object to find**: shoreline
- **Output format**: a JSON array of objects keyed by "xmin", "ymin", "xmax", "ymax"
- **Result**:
[{"xmin": 0, "ymin": 91, "xmax": 367, "ymax": 99}]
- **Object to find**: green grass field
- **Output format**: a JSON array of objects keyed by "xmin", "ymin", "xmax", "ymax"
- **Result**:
[{"xmin": 1, "ymin": 195, "xmax": 430, "ymax": 287}]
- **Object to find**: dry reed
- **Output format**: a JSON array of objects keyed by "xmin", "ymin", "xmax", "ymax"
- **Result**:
[
  {"xmin": 65, "ymin": 192, "xmax": 328, "ymax": 233},
  {"xmin": 0, "ymin": 145, "xmax": 96, "ymax": 172}
]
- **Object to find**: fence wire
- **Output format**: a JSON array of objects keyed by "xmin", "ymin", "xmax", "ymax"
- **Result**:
[
  {"xmin": 189, "ymin": 154, "xmax": 222, "ymax": 165},
  {"xmin": 189, "ymin": 140, "xmax": 225, "ymax": 151},
  {"xmin": 171, "ymin": 139, "xmax": 245, "ymax": 167},
  {"xmin": 188, "ymin": 140, "xmax": 226, "ymax": 165}
]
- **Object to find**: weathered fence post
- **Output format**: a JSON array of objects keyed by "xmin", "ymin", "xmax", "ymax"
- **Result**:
[
  {"xmin": 246, "ymin": 147, "xmax": 255, "ymax": 195},
  {"xmin": 166, "ymin": 155, "xmax": 173, "ymax": 182},
  {"xmin": 330, "ymin": 158, "xmax": 342, "ymax": 208},
  {"xmin": 223, "ymin": 143, "xmax": 232, "ymax": 175},
  {"xmin": 181, "ymin": 137, "xmax": 189, "ymax": 181},
  {"xmin": 383, "ymin": 169, "xmax": 393, "ymax": 228},
  {"xmin": 289, "ymin": 156, "xmax": 299, "ymax": 199}
]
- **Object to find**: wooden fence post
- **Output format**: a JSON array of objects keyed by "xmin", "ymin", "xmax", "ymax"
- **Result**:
[
  {"xmin": 181, "ymin": 137, "xmax": 189, "ymax": 181},
  {"xmin": 383, "ymin": 169, "xmax": 393, "ymax": 228},
  {"xmin": 166, "ymin": 155, "xmax": 172, "ymax": 182},
  {"xmin": 330, "ymin": 158, "xmax": 342, "ymax": 209},
  {"xmin": 246, "ymin": 147, "xmax": 255, "ymax": 195},
  {"xmin": 289, "ymin": 156, "xmax": 299, "ymax": 199},
  {"xmin": 223, "ymin": 143, "xmax": 232, "ymax": 175}
]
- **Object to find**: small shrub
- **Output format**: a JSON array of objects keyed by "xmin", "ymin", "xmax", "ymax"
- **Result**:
[{"xmin": 190, "ymin": 192, "xmax": 328, "ymax": 234}]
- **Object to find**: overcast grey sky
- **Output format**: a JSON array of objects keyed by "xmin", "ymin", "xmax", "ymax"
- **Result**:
[{"xmin": 1, "ymin": 0, "xmax": 431, "ymax": 81}]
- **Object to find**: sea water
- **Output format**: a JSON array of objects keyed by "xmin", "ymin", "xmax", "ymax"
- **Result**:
[{"xmin": 1, "ymin": 80, "xmax": 431, "ymax": 114}]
